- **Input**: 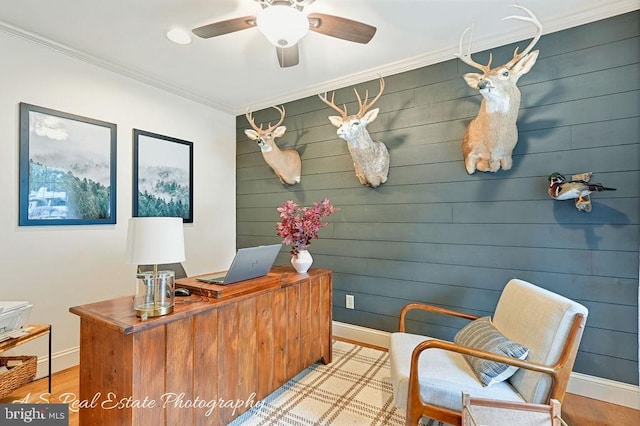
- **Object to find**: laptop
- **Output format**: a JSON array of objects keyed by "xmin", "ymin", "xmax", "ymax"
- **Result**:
[{"xmin": 196, "ymin": 244, "xmax": 282, "ymax": 285}]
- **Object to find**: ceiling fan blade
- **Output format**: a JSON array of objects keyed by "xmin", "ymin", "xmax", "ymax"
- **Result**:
[
  {"xmin": 276, "ymin": 45, "xmax": 299, "ymax": 68},
  {"xmin": 307, "ymin": 13, "xmax": 376, "ymax": 44},
  {"xmin": 192, "ymin": 16, "xmax": 256, "ymax": 38}
]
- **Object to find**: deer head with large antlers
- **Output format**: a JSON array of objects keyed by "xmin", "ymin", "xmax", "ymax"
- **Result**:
[
  {"xmin": 245, "ymin": 105, "xmax": 302, "ymax": 185},
  {"xmin": 456, "ymin": 5, "xmax": 542, "ymax": 174},
  {"xmin": 318, "ymin": 77, "xmax": 389, "ymax": 187}
]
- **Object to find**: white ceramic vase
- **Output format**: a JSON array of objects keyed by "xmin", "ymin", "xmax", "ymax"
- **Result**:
[{"xmin": 291, "ymin": 250, "xmax": 313, "ymax": 273}]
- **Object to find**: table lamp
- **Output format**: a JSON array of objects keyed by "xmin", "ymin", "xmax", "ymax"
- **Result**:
[{"xmin": 125, "ymin": 217, "xmax": 185, "ymax": 318}]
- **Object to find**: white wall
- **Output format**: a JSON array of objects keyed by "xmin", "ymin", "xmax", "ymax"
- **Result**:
[{"xmin": 0, "ymin": 31, "xmax": 237, "ymax": 374}]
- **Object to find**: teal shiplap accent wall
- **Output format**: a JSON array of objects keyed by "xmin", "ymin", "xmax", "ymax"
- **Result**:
[{"xmin": 236, "ymin": 11, "xmax": 639, "ymax": 384}]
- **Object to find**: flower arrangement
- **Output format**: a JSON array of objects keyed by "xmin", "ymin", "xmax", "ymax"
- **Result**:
[{"xmin": 276, "ymin": 198, "xmax": 337, "ymax": 256}]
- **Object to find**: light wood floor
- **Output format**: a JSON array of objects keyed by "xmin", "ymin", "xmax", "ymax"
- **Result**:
[{"xmin": 1, "ymin": 365, "xmax": 638, "ymax": 425}]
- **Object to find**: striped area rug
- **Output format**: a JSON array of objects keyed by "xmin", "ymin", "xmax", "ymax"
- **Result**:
[{"xmin": 229, "ymin": 340, "xmax": 447, "ymax": 426}]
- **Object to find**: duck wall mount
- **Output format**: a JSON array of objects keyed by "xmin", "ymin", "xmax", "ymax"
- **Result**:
[{"xmin": 547, "ymin": 172, "xmax": 616, "ymax": 212}]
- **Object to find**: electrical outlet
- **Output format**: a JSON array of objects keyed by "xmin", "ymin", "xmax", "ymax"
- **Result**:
[{"xmin": 346, "ymin": 294, "xmax": 355, "ymax": 309}]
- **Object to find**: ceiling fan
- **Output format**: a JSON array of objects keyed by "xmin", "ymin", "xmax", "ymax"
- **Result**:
[{"xmin": 192, "ymin": 0, "xmax": 377, "ymax": 68}]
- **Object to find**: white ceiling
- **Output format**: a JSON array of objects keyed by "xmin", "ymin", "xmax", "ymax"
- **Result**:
[{"xmin": 0, "ymin": 0, "xmax": 637, "ymax": 115}]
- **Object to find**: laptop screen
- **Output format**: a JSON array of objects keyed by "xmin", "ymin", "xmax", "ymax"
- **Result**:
[{"xmin": 197, "ymin": 244, "xmax": 282, "ymax": 285}]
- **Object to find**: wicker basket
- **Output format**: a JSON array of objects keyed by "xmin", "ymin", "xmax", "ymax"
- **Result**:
[{"xmin": 0, "ymin": 355, "xmax": 37, "ymax": 398}]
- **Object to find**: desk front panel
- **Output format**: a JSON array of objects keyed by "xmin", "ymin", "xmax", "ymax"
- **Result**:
[{"xmin": 76, "ymin": 268, "xmax": 332, "ymax": 425}]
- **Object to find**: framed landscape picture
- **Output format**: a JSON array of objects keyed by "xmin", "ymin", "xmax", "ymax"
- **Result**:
[
  {"xmin": 19, "ymin": 103, "xmax": 117, "ymax": 226},
  {"xmin": 133, "ymin": 129, "xmax": 193, "ymax": 223}
]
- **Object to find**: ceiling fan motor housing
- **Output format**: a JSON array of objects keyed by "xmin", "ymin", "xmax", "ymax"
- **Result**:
[{"xmin": 256, "ymin": 1, "xmax": 310, "ymax": 47}]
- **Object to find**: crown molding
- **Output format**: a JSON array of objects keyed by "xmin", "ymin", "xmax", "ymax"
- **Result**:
[
  {"xmin": 240, "ymin": 0, "xmax": 640, "ymax": 114},
  {"xmin": 0, "ymin": 20, "xmax": 236, "ymax": 115},
  {"xmin": 1, "ymin": 0, "xmax": 637, "ymax": 117}
]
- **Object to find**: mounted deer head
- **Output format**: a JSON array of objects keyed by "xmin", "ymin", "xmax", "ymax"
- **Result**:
[
  {"xmin": 245, "ymin": 105, "xmax": 302, "ymax": 185},
  {"xmin": 318, "ymin": 77, "xmax": 389, "ymax": 187},
  {"xmin": 456, "ymin": 5, "xmax": 542, "ymax": 174}
]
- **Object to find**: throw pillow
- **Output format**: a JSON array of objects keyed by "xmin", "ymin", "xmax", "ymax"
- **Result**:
[{"xmin": 454, "ymin": 316, "xmax": 529, "ymax": 386}]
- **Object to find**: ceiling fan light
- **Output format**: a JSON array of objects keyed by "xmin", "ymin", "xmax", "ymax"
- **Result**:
[{"xmin": 256, "ymin": 5, "xmax": 309, "ymax": 47}]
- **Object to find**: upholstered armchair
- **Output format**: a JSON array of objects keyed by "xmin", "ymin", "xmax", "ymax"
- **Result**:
[{"xmin": 389, "ymin": 279, "xmax": 588, "ymax": 426}]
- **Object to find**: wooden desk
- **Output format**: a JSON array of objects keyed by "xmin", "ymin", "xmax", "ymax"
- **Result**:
[{"xmin": 69, "ymin": 266, "xmax": 332, "ymax": 425}]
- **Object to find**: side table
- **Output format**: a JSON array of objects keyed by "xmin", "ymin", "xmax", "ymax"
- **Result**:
[{"xmin": 0, "ymin": 324, "xmax": 52, "ymax": 394}]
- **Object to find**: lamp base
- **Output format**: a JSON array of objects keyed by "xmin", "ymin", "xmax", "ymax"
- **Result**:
[
  {"xmin": 136, "ymin": 303, "xmax": 173, "ymax": 317},
  {"xmin": 134, "ymin": 270, "xmax": 175, "ymax": 318}
]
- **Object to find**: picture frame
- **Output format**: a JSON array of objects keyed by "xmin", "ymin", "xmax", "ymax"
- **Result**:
[
  {"xmin": 19, "ymin": 103, "xmax": 117, "ymax": 226},
  {"xmin": 132, "ymin": 129, "xmax": 193, "ymax": 223}
]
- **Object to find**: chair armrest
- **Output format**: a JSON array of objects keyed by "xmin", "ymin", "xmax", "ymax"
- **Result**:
[
  {"xmin": 411, "ymin": 339, "xmax": 556, "ymax": 377},
  {"xmin": 398, "ymin": 302, "xmax": 480, "ymax": 332}
]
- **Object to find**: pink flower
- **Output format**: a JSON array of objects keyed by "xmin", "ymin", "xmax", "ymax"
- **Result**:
[{"xmin": 276, "ymin": 198, "xmax": 337, "ymax": 255}]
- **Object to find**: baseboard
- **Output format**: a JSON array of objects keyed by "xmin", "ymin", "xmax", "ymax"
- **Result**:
[
  {"xmin": 35, "ymin": 346, "xmax": 79, "ymax": 380},
  {"xmin": 332, "ymin": 321, "xmax": 640, "ymax": 410},
  {"xmin": 567, "ymin": 371, "xmax": 640, "ymax": 410},
  {"xmin": 333, "ymin": 321, "xmax": 392, "ymax": 349}
]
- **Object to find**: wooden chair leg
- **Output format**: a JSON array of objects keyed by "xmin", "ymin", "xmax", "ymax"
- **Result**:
[{"xmin": 406, "ymin": 407, "xmax": 422, "ymax": 426}]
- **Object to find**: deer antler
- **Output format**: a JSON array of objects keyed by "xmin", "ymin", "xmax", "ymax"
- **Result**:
[
  {"xmin": 245, "ymin": 109, "xmax": 264, "ymax": 132},
  {"xmin": 355, "ymin": 77, "xmax": 385, "ymax": 117},
  {"xmin": 504, "ymin": 5, "xmax": 543, "ymax": 68},
  {"xmin": 456, "ymin": 25, "xmax": 493, "ymax": 73},
  {"xmin": 318, "ymin": 77, "xmax": 385, "ymax": 119},
  {"xmin": 318, "ymin": 91, "xmax": 349, "ymax": 119},
  {"xmin": 246, "ymin": 105, "xmax": 286, "ymax": 133},
  {"xmin": 266, "ymin": 105, "xmax": 286, "ymax": 132}
]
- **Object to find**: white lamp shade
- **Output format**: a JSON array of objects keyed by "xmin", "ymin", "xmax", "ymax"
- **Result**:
[
  {"xmin": 256, "ymin": 4, "xmax": 309, "ymax": 47},
  {"xmin": 125, "ymin": 217, "xmax": 185, "ymax": 265}
]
